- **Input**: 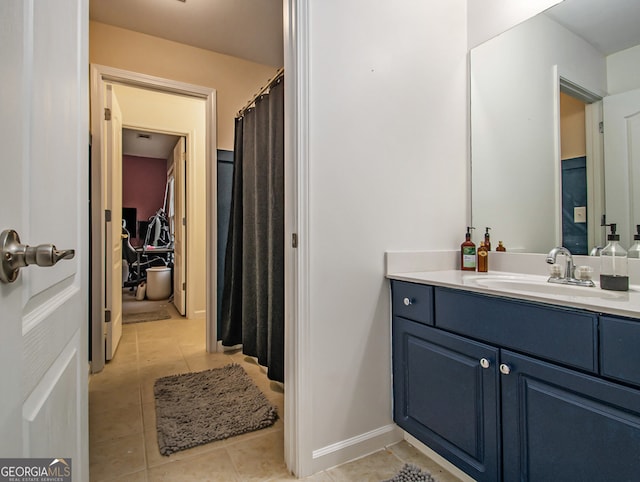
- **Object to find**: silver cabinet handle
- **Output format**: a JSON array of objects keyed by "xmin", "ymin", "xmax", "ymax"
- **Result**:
[
  {"xmin": 403, "ymin": 297, "xmax": 413, "ymax": 306},
  {"xmin": 1, "ymin": 229, "xmax": 75, "ymax": 283},
  {"xmin": 499, "ymin": 363, "xmax": 511, "ymax": 375},
  {"xmin": 480, "ymin": 358, "xmax": 490, "ymax": 369}
]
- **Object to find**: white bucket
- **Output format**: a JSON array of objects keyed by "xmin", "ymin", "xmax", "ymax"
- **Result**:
[{"xmin": 146, "ymin": 266, "xmax": 172, "ymax": 300}]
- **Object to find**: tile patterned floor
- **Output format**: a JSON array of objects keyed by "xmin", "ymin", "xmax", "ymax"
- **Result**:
[{"xmin": 89, "ymin": 291, "xmax": 463, "ymax": 481}]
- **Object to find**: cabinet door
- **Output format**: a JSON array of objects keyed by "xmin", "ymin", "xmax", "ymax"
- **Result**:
[
  {"xmin": 393, "ymin": 317, "xmax": 500, "ymax": 482},
  {"xmin": 501, "ymin": 350, "xmax": 640, "ymax": 481}
]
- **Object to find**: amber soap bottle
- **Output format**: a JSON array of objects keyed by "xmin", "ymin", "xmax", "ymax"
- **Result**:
[
  {"xmin": 461, "ymin": 227, "xmax": 476, "ymax": 271},
  {"xmin": 477, "ymin": 241, "xmax": 488, "ymax": 272},
  {"xmin": 484, "ymin": 227, "xmax": 491, "ymax": 251}
]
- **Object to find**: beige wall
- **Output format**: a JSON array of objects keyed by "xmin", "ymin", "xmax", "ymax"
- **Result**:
[
  {"xmin": 90, "ymin": 21, "xmax": 279, "ymax": 150},
  {"xmin": 560, "ymin": 92, "xmax": 586, "ymax": 160}
]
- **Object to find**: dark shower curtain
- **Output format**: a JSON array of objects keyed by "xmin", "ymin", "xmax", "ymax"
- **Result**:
[{"xmin": 219, "ymin": 76, "xmax": 284, "ymax": 383}]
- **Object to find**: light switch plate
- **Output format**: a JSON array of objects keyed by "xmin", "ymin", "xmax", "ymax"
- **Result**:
[{"xmin": 574, "ymin": 206, "xmax": 587, "ymax": 223}]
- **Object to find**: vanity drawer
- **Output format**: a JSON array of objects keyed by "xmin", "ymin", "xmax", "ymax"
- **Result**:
[
  {"xmin": 391, "ymin": 281, "xmax": 434, "ymax": 325},
  {"xmin": 600, "ymin": 316, "xmax": 640, "ymax": 387},
  {"xmin": 434, "ymin": 287, "xmax": 598, "ymax": 372}
]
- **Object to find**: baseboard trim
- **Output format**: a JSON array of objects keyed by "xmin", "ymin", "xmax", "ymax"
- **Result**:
[
  {"xmin": 191, "ymin": 309, "xmax": 206, "ymax": 319},
  {"xmin": 311, "ymin": 424, "xmax": 402, "ymax": 473},
  {"xmin": 217, "ymin": 341, "xmax": 242, "ymax": 352}
]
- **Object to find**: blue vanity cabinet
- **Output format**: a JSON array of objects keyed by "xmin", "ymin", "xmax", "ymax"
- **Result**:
[
  {"xmin": 392, "ymin": 316, "xmax": 500, "ymax": 482},
  {"xmin": 391, "ymin": 279, "xmax": 640, "ymax": 482},
  {"xmin": 391, "ymin": 280, "xmax": 434, "ymax": 325},
  {"xmin": 501, "ymin": 349, "xmax": 640, "ymax": 481}
]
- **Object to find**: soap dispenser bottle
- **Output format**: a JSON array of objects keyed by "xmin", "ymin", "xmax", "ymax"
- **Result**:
[
  {"xmin": 461, "ymin": 227, "xmax": 476, "ymax": 271},
  {"xmin": 477, "ymin": 241, "xmax": 488, "ymax": 272},
  {"xmin": 484, "ymin": 227, "xmax": 491, "ymax": 251},
  {"xmin": 600, "ymin": 223, "xmax": 629, "ymax": 291},
  {"xmin": 629, "ymin": 225, "xmax": 640, "ymax": 259}
]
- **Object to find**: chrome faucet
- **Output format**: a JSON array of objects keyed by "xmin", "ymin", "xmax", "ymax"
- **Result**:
[
  {"xmin": 546, "ymin": 247, "xmax": 595, "ymax": 287},
  {"xmin": 546, "ymin": 246, "xmax": 574, "ymax": 278}
]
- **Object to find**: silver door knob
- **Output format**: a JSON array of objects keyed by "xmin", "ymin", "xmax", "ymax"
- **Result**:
[
  {"xmin": 403, "ymin": 297, "xmax": 413, "ymax": 306},
  {"xmin": 499, "ymin": 363, "xmax": 511, "ymax": 375},
  {"xmin": 1, "ymin": 229, "xmax": 75, "ymax": 283},
  {"xmin": 480, "ymin": 358, "xmax": 490, "ymax": 369}
]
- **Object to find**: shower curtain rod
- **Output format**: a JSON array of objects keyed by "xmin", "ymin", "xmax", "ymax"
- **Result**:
[{"xmin": 236, "ymin": 67, "xmax": 284, "ymax": 118}]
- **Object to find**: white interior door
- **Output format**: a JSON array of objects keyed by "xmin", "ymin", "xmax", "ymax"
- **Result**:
[
  {"xmin": 104, "ymin": 86, "xmax": 123, "ymax": 360},
  {"xmin": 0, "ymin": 0, "xmax": 88, "ymax": 479},
  {"xmin": 173, "ymin": 137, "xmax": 187, "ymax": 315},
  {"xmin": 604, "ymin": 88, "xmax": 640, "ymax": 244}
]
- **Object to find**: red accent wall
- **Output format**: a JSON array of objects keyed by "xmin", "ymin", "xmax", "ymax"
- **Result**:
[{"xmin": 122, "ymin": 155, "xmax": 167, "ymax": 246}]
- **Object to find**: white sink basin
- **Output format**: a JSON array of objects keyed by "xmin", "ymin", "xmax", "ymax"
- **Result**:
[{"xmin": 464, "ymin": 274, "xmax": 625, "ymax": 300}]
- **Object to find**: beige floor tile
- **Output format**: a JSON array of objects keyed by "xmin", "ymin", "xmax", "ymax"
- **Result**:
[
  {"xmin": 183, "ymin": 353, "xmax": 236, "ymax": 372},
  {"xmin": 226, "ymin": 430, "xmax": 289, "ymax": 482},
  {"xmin": 262, "ymin": 473, "xmax": 299, "ymax": 482},
  {"xmin": 297, "ymin": 473, "xmax": 334, "ymax": 482},
  {"xmin": 327, "ymin": 449, "xmax": 404, "ymax": 482},
  {"xmin": 138, "ymin": 359, "xmax": 191, "ymax": 382},
  {"xmin": 141, "ymin": 402, "xmax": 157, "ymax": 433},
  {"xmin": 138, "ymin": 347, "xmax": 185, "ymax": 367},
  {"xmin": 109, "ymin": 343, "xmax": 139, "ymax": 365},
  {"xmin": 177, "ymin": 341, "xmax": 207, "ymax": 357},
  {"xmin": 147, "ymin": 447, "xmax": 240, "ymax": 481},
  {"xmin": 90, "ymin": 403, "xmax": 144, "ymax": 444},
  {"xmin": 89, "ymin": 382, "xmax": 142, "ymax": 414},
  {"xmin": 90, "ymin": 365, "xmax": 140, "ymax": 390},
  {"xmin": 89, "ymin": 432, "xmax": 146, "ymax": 482},
  {"xmin": 100, "ymin": 469, "xmax": 148, "ymax": 482}
]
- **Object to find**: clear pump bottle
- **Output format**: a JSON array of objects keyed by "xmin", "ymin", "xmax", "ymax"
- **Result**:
[
  {"xmin": 600, "ymin": 223, "xmax": 629, "ymax": 291},
  {"xmin": 629, "ymin": 225, "xmax": 640, "ymax": 259}
]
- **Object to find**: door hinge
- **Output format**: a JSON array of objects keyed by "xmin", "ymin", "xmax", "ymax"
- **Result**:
[
  {"xmin": 599, "ymin": 121, "xmax": 604, "ymax": 134},
  {"xmin": 105, "ymin": 209, "xmax": 112, "ymax": 222},
  {"xmin": 104, "ymin": 108, "xmax": 111, "ymax": 121},
  {"xmin": 182, "ymin": 217, "xmax": 186, "ymax": 226},
  {"xmin": 292, "ymin": 233, "xmax": 298, "ymax": 248},
  {"xmin": 182, "ymin": 282, "xmax": 186, "ymax": 291},
  {"xmin": 105, "ymin": 310, "xmax": 111, "ymax": 323}
]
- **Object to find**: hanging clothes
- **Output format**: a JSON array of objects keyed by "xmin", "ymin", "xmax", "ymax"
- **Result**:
[{"xmin": 220, "ymin": 76, "xmax": 285, "ymax": 383}]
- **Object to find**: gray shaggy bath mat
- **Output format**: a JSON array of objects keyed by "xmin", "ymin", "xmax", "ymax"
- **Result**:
[
  {"xmin": 123, "ymin": 309, "xmax": 171, "ymax": 324},
  {"xmin": 384, "ymin": 463, "xmax": 436, "ymax": 482},
  {"xmin": 154, "ymin": 363, "xmax": 278, "ymax": 456}
]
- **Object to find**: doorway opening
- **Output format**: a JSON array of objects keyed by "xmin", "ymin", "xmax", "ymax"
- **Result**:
[
  {"xmin": 121, "ymin": 128, "xmax": 186, "ymax": 324},
  {"xmin": 90, "ymin": 65, "xmax": 217, "ymax": 372},
  {"xmin": 558, "ymin": 77, "xmax": 605, "ymax": 254}
]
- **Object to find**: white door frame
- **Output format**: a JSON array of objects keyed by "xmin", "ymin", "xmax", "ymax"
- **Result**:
[
  {"xmin": 89, "ymin": 65, "xmax": 217, "ymax": 372},
  {"xmin": 284, "ymin": 0, "xmax": 311, "ymax": 476},
  {"xmin": 90, "ymin": 0, "xmax": 312, "ymax": 474}
]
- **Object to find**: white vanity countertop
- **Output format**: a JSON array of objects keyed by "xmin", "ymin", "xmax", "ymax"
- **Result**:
[{"xmin": 388, "ymin": 270, "xmax": 640, "ymax": 319}]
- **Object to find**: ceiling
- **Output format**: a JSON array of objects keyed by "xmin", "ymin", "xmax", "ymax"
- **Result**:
[
  {"xmin": 93, "ymin": 0, "xmax": 283, "ymax": 158},
  {"xmin": 90, "ymin": 0, "xmax": 284, "ymax": 67},
  {"xmin": 122, "ymin": 129, "xmax": 180, "ymax": 160},
  {"xmin": 544, "ymin": 0, "xmax": 640, "ymax": 55}
]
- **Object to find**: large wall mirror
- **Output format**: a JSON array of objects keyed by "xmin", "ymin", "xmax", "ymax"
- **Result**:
[{"xmin": 471, "ymin": 0, "xmax": 640, "ymax": 254}]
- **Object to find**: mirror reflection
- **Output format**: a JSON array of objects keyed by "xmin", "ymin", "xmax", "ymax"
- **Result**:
[{"xmin": 470, "ymin": 0, "xmax": 640, "ymax": 254}]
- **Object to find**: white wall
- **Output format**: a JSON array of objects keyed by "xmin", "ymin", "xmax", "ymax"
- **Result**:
[
  {"xmin": 467, "ymin": 0, "xmax": 561, "ymax": 50},
  {"xmin": 306, "ymin": 0, "xmax": 468, "ymax": 472},
  {"xmin": 471, "ymin": 13, "xmax": 606, "ymax": 253},
  {"xmin": 607, "ymin": 44, "xmax": 640, "ymax": 95},
  {"xmin": 113, "ymin": 84, "xmax": 208, "ymax": 319}
]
